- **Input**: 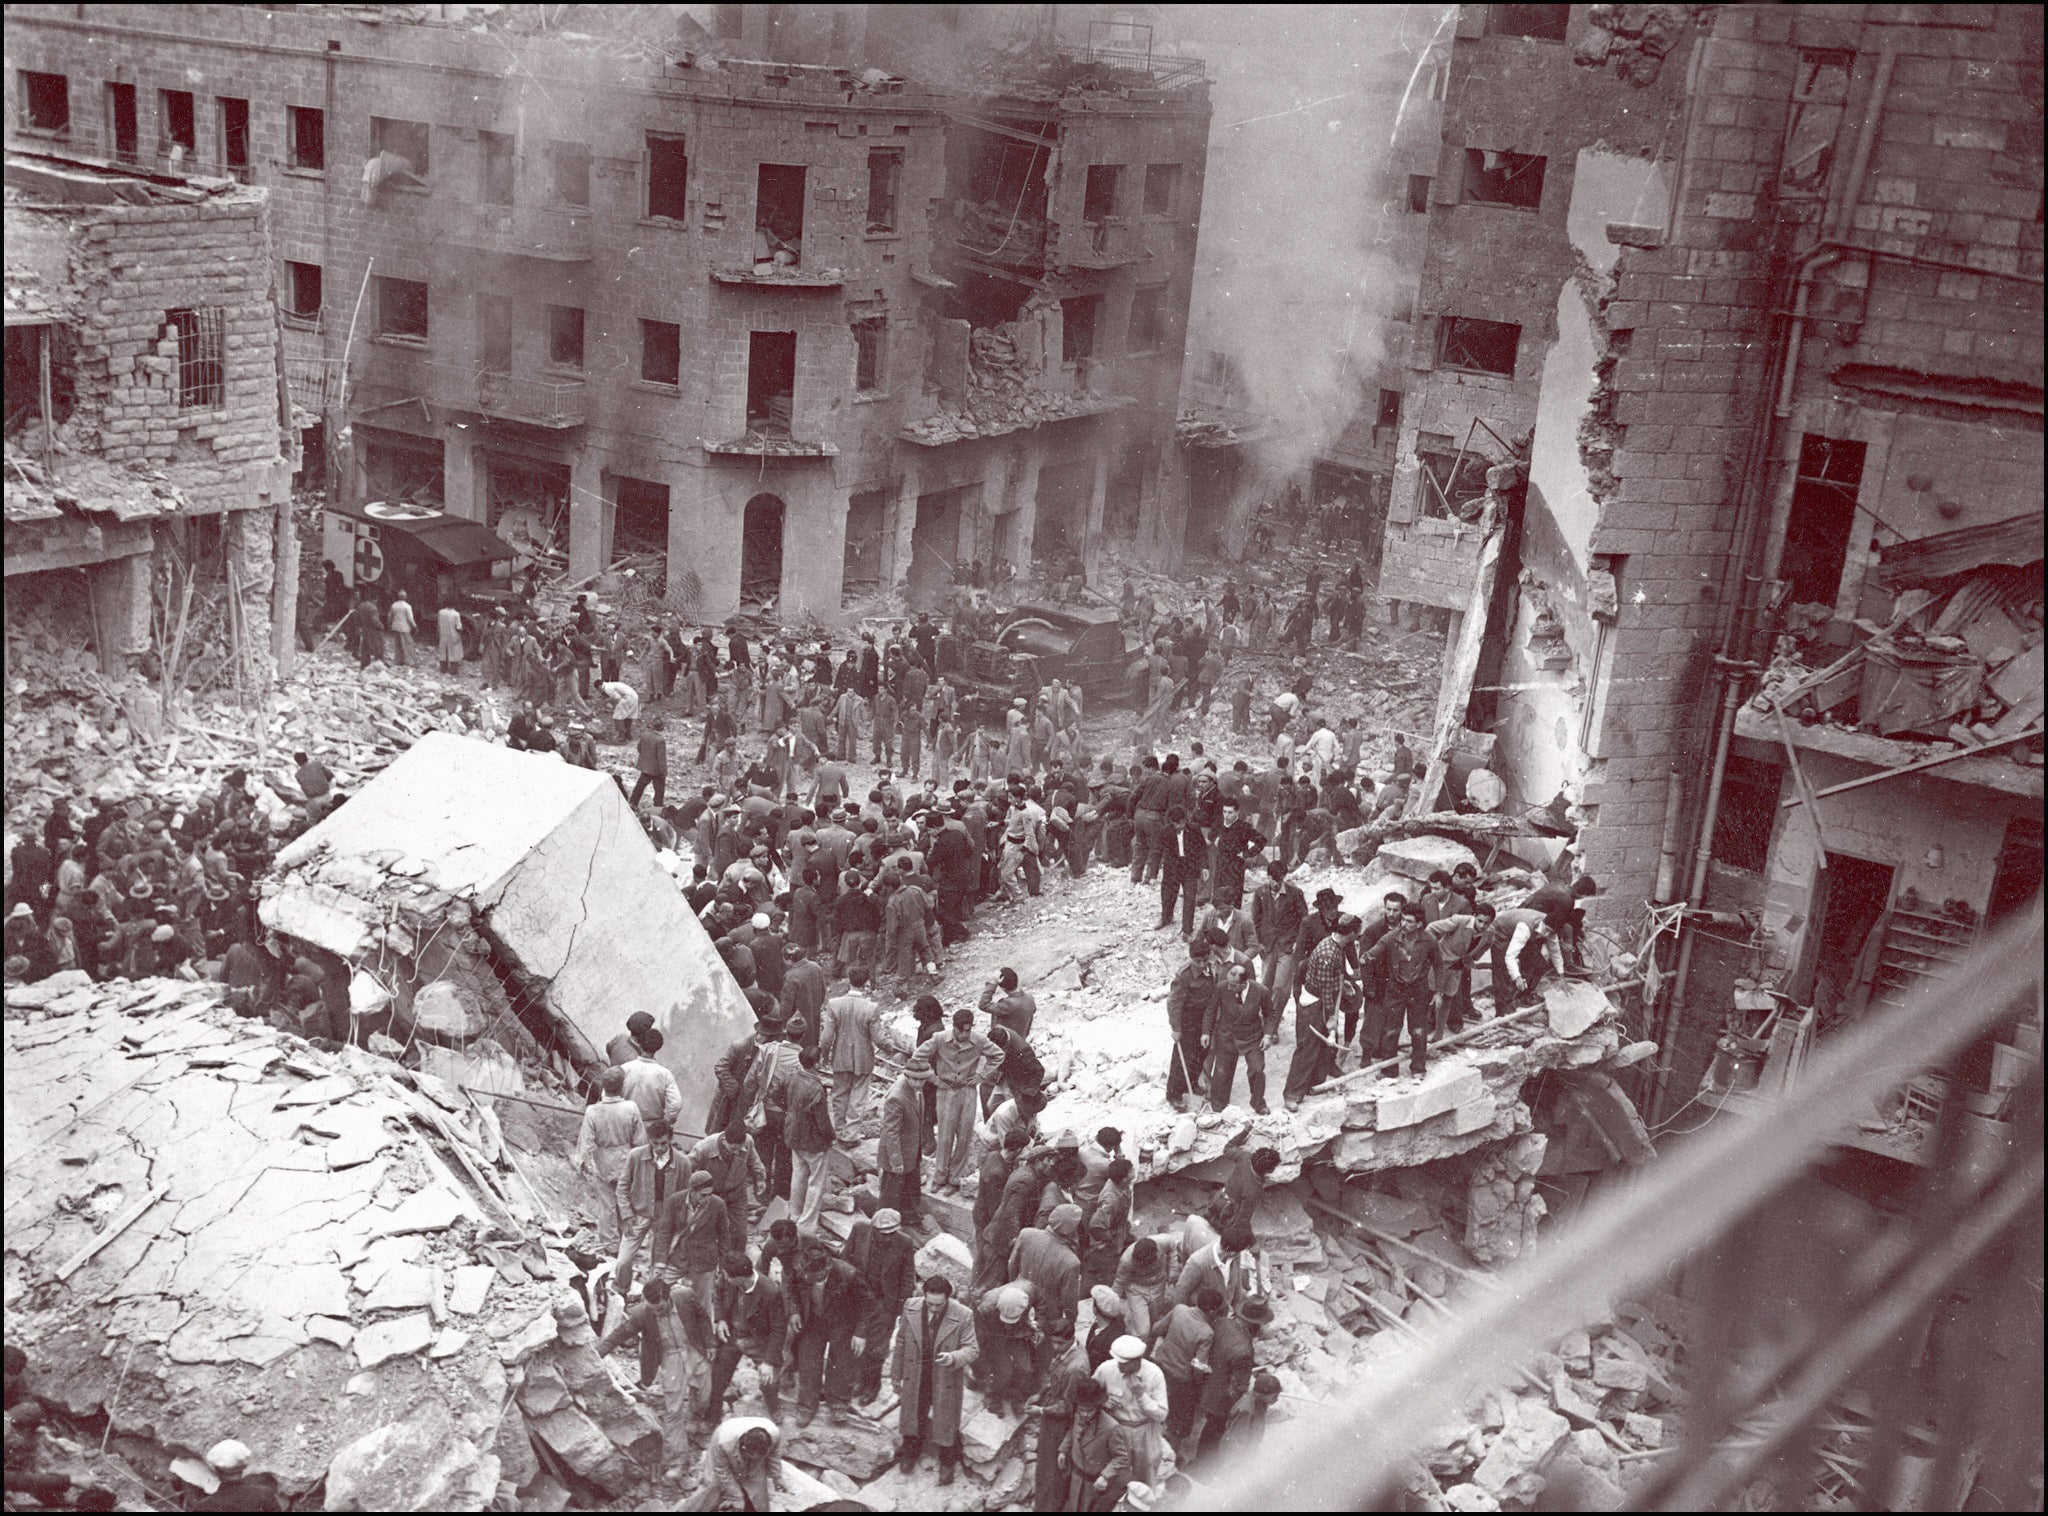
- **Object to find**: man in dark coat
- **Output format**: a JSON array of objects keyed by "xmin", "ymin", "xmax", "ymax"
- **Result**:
[{"xmin": 893, "ymin": 1275, "xmax": 977, "ymax": 1485}]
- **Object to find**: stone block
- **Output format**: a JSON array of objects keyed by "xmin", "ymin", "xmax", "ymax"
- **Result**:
[
  {"xmin": 448, "ymin": 1264, "xmax": 495, "ymax": 1316},
  {"xmin": 913, "ymin": 1230, "xmax": 975, "ymax": 1291},
  {"xmin": 1445, "ymin": 1094, "xmax": 1498, "ymax": 1135},
  {"xmin": 1571, "ymin": 1427, "xmax": 1618, "ymax": 1471},
  {"xmin": 323, "ymin": 1401, "xmax": 494, "ymax": 1513},
  {"xmin": 1624, "ymin": 1412, "xmax": 1664, "ymax": 1447},
  {"xmin": 1543, "ymin": 980, "xmax": 1613, "ymax": 1039},
  {"xmin": 1337, "ymin": 1187, "xmax": 1438, "ymax": 1236},
  {"xmin": 1558, "ymin": 1329, "xmax": 1592, "ymax": 1372},
  {"xmin": 1472, "ymin": 1399, "xmax": 1568, "ymax": 1503},
  {"xmin": 353, "ymin": 1312, "xmax": 435, "ymax": 1369},
  {"xmin": 780, "ymin": 1414, "xmax": 900, "ymax": 1482},
  {"xmin": 360, "ymin": 1262, "xmax": 437, "ymax": 1312},
  {"xmin": 1376, "ymin": 835, "xmax": 1481, "ymax": 883},
  {"xmin": 1375, "ymin": 1065, "xmax": 1484, "ymax": 1131},
  {"xmin": 1549, "ymin": 1372, "xmax": 1603, "ymax": 1427},
  {"xmin": 527, "ymin": 1405, "xmax": 633, "ymax": 1495},
  {"xmin": 1539, "ymin": 1448, "xmax": 1626, "ymax": 1512},
  {"xmin": 1593, "ymin": 1356, "xmax": 1648, "ymax": 1392}
]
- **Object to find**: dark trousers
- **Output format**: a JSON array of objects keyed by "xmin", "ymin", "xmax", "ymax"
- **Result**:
[
  {"xmin": 1284, "ymin": 998, "xmax": 1336, "ymax": 1100},
  {"xmin": 708, "ymin": 1340, "xmax": 780, "ymax": 1415},
  {"xmin": 1131, "ymin": 812, "xmax": 1166, "ymax": 882},
  {"xmin": 936, "ymin": 886, "xmax": 969, "ymax": 944},
  {"xmin": 629, "ymin": 772, "xmax": 666, "ymax": 808},
  {"xmin": 1159, "ymin": 870, "xmax": 1197, "ymax": 933},
  {"xmin": 1035, "ymin": 1411, "xmax": 1074, "ymax": 1511},
  {"xmin": 757, "ymin": 1112, "xmax": 791, "ymax": 1201},
  {"xmin": 1378, "ymin": 981, "xmax": 1431, "ymax": 1074},
  {"xmin": 880, "ymin": 1167, "xmax": 923, "ymax": 1226},
  {"xmin": 1206, "ymin": 1042, "xmax": 1267, "ymax": 1111},
  {"xmin": 791, "ymin": 1322, "xmax": 856, "ymax": 1413},
  {"xmin": 1165, "ymin": 1026, "xmax": 1206, "ymax": 1106},
  {"xmin": 853, "ymin": 1303, "xmax": 896, "ymax": 1401},
  {"xmin": 1164, "ymin": 1370, "xmax": 1206, "ymax": 1446},
  {"xmin": 1023, "ymin": 847, "xmax": 1041, "ymax": 896}
]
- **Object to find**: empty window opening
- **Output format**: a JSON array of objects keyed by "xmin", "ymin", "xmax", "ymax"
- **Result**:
[
  {"xmin": 867, "ymin": 148, "xmax": 902, "ymax": 233},
  {"xmin": 288, "ymin": 105, "xmax": 324, "ymax": 171},
  {"xmin": 370, "ymin": 116, "xmax": 429, "ymax": 183},
  {"xmin": 551, "ymin": 139, "xmax": 590, "ymax": 207},
  {"xmin": 741, "ymin": 492, "xmax": 785, "ymax": 603},
  {"xmin": 1782, "ymin": 433, "xmax": 1866, "ymax": 610},
  {"xmin": 945, "ymin": 121, "xmax": 1053, "ymax": 267},
  {"xmin": 375, "ymin": 276, "xmax": 430, "ymax": 341},
  {"xmin": 1376, "ymin": 387, "xmax": 1403, "ymax": 429},
  {"xmin": 104, "ymin": 83, "xmax": 138, "ymax": 161},
  {"xmin": 746, "ymin": 330, "xmax": 798, "ymax": 433},
  {"xmin": 483, "ymin": 451, "xmax": 563, "ymax": 532},
  {"xmin": 479, "ymin": 130, "xmax": 515, "ymax": 206},
  {"xmin": 21, "ymin": 71, "xmax": 69, "ymax": 133},
  {"xmin": 1127, "ymin": 285, "xmax": 1168, "ymax": 353},
  {"xmin": 285, "ymin": 261, "xmax": 323, "ymax": 323},
  {"xmin": 362, "ymin": 428, "xmax": 445, "ymax": 506},
  {"xmin": 1464, "ymin": 148, "xmax": 1546, "ymax": 209},
  {"xmin": 852, "ymin": 317, "xmax": 886, "ymax": 392},
  {"xmin": 1406, "ymin": 174, "xmax": 1433, "ymax": 212},
  {"xmin": 160, "ymin": 90, "xmax": 197, "ymax": 160},
  {"xmin": 1144, "ymin": 162, "xmax": 1180, "ymax": 216},
  {"xmin": 648, "ymin": 133, "xmax": 688, "ymax": 220},
  {"xmin": 844, "ymin": 487, "xmax": 889, "ymax": 596},
  {"xmin": 613, "ymin": 476, "xmax": 671, "ymax": 557},
  {"xmin": 1711, "ymin": 755, "xmax": 1782, "ymax": 873},
  {"xmin": 1782, "ymin": 50, "xmax": 1852, "ymax": 198},
  {"xmin": 478, "ymin": 295, "xmax": 513, "ymax": 370},
  {"xmin": 218, "ymin": 96, "xmax": 250, "ymax": 178},
  {"xmin": 1106, "ymin": 444, "xmax": 1151, "ymax": 539},
  {"xmin": 1033, "ymin": 460, "xmax": 1094, "ymax": 568},
  {"xmin": 1061, "ymin": 295, "xmax": 1098, "ymax": 363},
  {"xmin": 1489, "ymin": 4, "xmax": 1569, "ymax": 40},
  {"xmin": 547, "ymin": 305, "xmax": 585, "ymax": 369},
  {"xmin": 5, "ymin": 324, "xmax": 77, "ymax": 438},
  {"xmin": 166, "ymin": 307, "xmax": 225, "ymax": 410},
  {"xmin": 1416, "ymin": 439, "xmax": 1490, "ymax": 520},
  {"xmin": 640, "ymin": 318, "xmax": 681, "ymax": 386},
  {"xmin": 1437, "ymin": 315, "xmax": 1520, "ymax": 376},
  {"xmin": 756, "ymin": 164, "xmax": 807, "ymax": 267},
  {"xmin": 1084, "ymin": 164, "xmax": 1122, "ymax": 223}
]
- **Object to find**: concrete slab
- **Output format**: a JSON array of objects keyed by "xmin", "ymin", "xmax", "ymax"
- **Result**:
[{"xmin": 1374, "ymin": 1065, "xmax": 1485, "ymax": 1131}]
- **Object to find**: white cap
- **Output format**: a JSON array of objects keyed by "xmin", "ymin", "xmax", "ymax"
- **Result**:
[
  {"xmin": 205, "ymin": 1440, "xmax": 252, "ymax": 1474},
  {"xmin": 751, "ymin": 912, "xmax": 771, "ymax": 930}
]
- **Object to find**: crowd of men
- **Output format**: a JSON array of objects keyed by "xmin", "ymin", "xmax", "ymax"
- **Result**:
[{"xmin": 4, "ymin": 549, "xmax": 1604, "ymax": 1510}]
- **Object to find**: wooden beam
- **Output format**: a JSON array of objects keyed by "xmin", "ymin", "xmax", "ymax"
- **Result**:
[
  {"xmin": 56, "ymin": 1186, "xmax": 167, "ymax": 1280},
  {"xmin": 1410, "ymin": 524, "xmax": 1504, "ymax": 817},
  {"xmin": 1781, "ymin": 725, "xmax": 2044, "ymax": 807}
]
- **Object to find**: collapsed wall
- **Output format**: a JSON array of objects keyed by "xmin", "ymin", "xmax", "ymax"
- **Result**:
[{"xmin": 260, "ymin": 732, "xmax": 752, "ymax": 1124}]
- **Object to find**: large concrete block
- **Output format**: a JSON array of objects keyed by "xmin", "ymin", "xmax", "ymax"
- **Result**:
[
  {"xmin": 1376, "ymin": 834, "xmax": 1482, "ymax": 882},
  {"xmin": 1375, "ymin": 1065, "xmax": 1485, "ymax": 1131}
]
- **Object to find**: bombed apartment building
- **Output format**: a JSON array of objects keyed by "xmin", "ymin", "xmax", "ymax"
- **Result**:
[
  {"xmin": 1173, "ymin": 5, "xmax": 1446, "ymax": 569},
  {"xmin": 4, "ymin": 5, "xmax": 1209, "ymax": 622},
  {"xmin": 3, "ymin": 145, "xmax": 296, "ymax": 727},
  {"xmin": 1387, "ymin": 4, "xmax": 2044, "ymax": 1115}
]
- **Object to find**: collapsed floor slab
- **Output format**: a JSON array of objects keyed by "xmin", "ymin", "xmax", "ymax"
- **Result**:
[{"xmin": 260, "ymin": 731, "xmax": 752, "ymax": 1126}]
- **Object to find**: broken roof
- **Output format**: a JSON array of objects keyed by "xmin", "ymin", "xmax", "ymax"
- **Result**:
[{"xmin": 1877, "ymin": 512, "xmax": 2045, "ymax": 585}]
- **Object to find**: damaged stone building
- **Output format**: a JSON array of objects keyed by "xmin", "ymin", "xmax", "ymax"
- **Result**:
[
  {"xmin": 5, "ymin": 4, "xmax": 1209, "ymax": 621},
  {"xmin": 1375, "ymin": 4, "xmax": 2043, "ymax": 1113},
  {"xmin": 3, "ymin": 150, "xmax": 296, "ymax": 698}
]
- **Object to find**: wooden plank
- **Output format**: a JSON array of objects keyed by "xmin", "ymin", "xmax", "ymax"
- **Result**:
[
  {"xmin": 1410, "ymin": 525, "xmax": 1504, "ymax": 817},
  {"xmin": 1781, "ymin": 725, "xmax": 2044, "ymax": 806},
  {"xmin": 55, "ymin": 1186, "xmax": 167, "ymax": 1280}
]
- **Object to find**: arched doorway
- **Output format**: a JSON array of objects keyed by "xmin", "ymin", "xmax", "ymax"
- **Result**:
[{"xmin": 741, "ymin": 493, "xmax": 785, "ymax": 608}]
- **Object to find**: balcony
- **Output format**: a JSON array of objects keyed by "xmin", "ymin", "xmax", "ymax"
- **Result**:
[
  {"xmin": 429, "ymin": 363, "xmax": 588, "ymax": 428},
  {"xmin": 1065, "ymin": 217, "xmax": 1149, "ymax": 270},
  {"xmin": 709, "ymin": 265, "xmax": 846, "ymax": 289},
  {"xmin": 448, "ymin": 203, "xmax": 594, "ymax": 261}
]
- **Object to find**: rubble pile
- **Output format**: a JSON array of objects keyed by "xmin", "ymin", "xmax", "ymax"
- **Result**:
[
  {"xmin": 2, "ymin": 972, "xmax": 667, "ymax": 1509},
  {"xmin": 901, "ymin": 320, "xmax": 1129, "ymax": 446}
]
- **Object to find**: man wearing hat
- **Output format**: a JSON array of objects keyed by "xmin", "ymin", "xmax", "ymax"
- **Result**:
[
  {"xmin": 1164, "ymin": 939, "xmax": 1218, "ymax": 1111},
  {"xmin": 655, "ymin": 1168, "xmax": 741, "ymax": 1311},
  {"xmin": 844, "ymin": 1207, "xmax": 916, "ymax": 1404},
  {"xmin": 1196, "ymin": 1295, "xmax": 1272, "ymax": 1463},
  {"xmin": 606, "ymin": 1010, "xmax": 657, "ymax": 1068},
  {"xmin": 787, "ymin": 1238, "xmax": 875, "ymax": 1427},
  {"xmin": 1010, "ymin": 1203, "xmax": 1085, "ymax": 1366},
  {"xmin": 689, "ymin": 1118, "xmax": 768, "ymax": 1228},
  {"xmin": 893, "ymin": 1274, "xmax": 976, "ymax": 1485},
  {"xmin": 878, "ymin": 1053, "xmax": 932, "ymax": 1224},
  {"xmin": 1065, "ymin": 1376, "xmax": 1137, "ymax": 1510},
  {"xmin": 973, "ymin": 1282, "xmax": 1041, "ymax": 1418},
  {"xmin": 1093, "ymin": 1335, "xmax": 1169, "ymax": 1487},
  {"xmin": 189, "ymin": 1438, "xmax": 280, "ymax": 1512},
  {"xmin": 706, "ymin": 1251, "xmax": 789, "ymax": 1420}
]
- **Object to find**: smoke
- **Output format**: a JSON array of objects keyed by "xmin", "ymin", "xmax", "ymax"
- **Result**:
[{"xmin": 1167, "ymin": 4, "xmax": 1452, "ymax": 478}]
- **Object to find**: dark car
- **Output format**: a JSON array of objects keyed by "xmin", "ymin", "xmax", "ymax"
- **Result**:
[{"xmin": 955, "ymin": 604, "xmax": 1132, "ymax": 723}]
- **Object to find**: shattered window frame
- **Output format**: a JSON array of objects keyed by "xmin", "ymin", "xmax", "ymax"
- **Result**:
[
  {"xmin": 479, "ymin": 129, "xmax": 516, "ymax": 207},
  {"xmin": 1061, "ymin": 295, "xmax": 1099, "ymax": 364},
  {"xmin": 167, "ymin": 306, "xmax": 226, "ymax": 412},
  {"xmin": 547, "ymin": 304, "xmax": 587, "ymax": 371},
  {"xmin": 647, "ymin": 132, "xmax": 689, "ymax": 222},
  {"xmin": 1084, "ymin": 163, "xmax": 1123, "ymax": 224},
  {"xmin": 1416, "ymin": 442, "xmax": 1490, "ymax": 521},
  {"xmin": 1462, "ymin": 148, "xmax": 1547, "ymax": 210},
  {"xmin": 159, "ymin": 88, "xmax": 198, "ymax": 159},
  {"xmin": 640, "ymin": 318, "xmax": 681, "ymax": 388},
  {"xmin": 374, "ymin": 276, "xmax": 430, "ymax": 343},
  {"xmin": 1712, "ymin": 754, "xmax": 1784, "ymax": 874},
  {"xmin": 1377, "ymin": 387, "xmax": 1403, "ymax": 429},
  {"xmin": 369, "ymin": 115, "xmax": 431, "ymax": 186},
  {"xmin": 287, "ymin": 104, "xmax": 324, "ymax": 172},
  {"xmin": 550, "ymin": 138, "xmax": 592, "ymax": 210},
  {"xmin": 283, "ymin": 260, "xmax": 324, "ymax": 327},
  {"xmin": 104, "ymin": 82, "xmax": 139, "ymax": 163},
  {"xmin": 851, "ymin": 316, "xmax": 887, "ymax": 393},
  {"xmin": 756, "ymin": 162, "xmax": 808, "ymax": 266},
  {"xmin": 866, "ymin": 147, "xmax": 903, "ymax": 234},
  {"xmin": 20, "ymin": 70, "xmax": 71, "ymax": 135},
  {"xmin": 217, "ymin": 95, "xmax": 252, "ymax": 181},
  {"xmin": 1436, "ymin": 314, "xmax": 1521, "ymax": 377}
]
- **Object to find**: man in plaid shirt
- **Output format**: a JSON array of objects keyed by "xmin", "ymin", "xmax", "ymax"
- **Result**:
[{"xmin": 1283, "ymin": 914, "xmax": 1359, "ymax": 1109}]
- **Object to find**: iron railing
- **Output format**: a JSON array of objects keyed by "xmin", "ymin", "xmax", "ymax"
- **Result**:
[
  {"xmin": 427, "ymin": 362, "xmax": 588, "ymax": 428},
  {"xmin": 448, "ymin": 202, "xmax": 594, "ymax": 260}
]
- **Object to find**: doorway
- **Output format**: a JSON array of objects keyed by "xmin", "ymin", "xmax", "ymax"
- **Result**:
[
  {"xmin": 1032, "ymin": 460, "xmax": 1093, "ymax": 569},
  {"xmin": 1806, "ymin": 853, "xmax": 1895, "ymax": 1025},
  {"xmin": 1987, "ymin": 815, "xmax": 2043, "ymax": 928},
  {"xmin": 843, "ymin": 488, "xmax": 888, "ymax": 602},
  {"xmin": 741, "ymin": 493, "xmax": 785, "ymax": 607},
  {"xmin": 908, "ymin": 487, "xmax": 963, "ymax": 603}
]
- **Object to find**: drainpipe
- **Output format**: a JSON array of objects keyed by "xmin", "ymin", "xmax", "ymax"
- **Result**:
[
  {"xmin": 1654, "ymin": 770, "xmax": 1684, "ymax": 904},
  {"xmin": 1651, "ymin": 41, "xmax": 1894, "ymax": 1123}
]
